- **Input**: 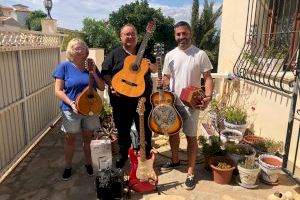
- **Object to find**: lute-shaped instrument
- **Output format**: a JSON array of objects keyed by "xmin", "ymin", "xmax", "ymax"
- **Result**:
[{"xmin": 75, "ymin": 59, "xmax": 102, "ymax": 115}]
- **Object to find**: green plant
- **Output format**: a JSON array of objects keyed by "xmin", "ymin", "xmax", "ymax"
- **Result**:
[
  {"xmin": 199, "ymin": 135, "xmax": 224, "ymax": 157},
  {"xmin": 223, "ymin": 106, "xmax": 247, "ymax": 125},
  {"xmin": 243, "ymin": 51, "xmax": 259, "ymax": 66},
  {"xmin": 225, "ymin": 143, "xmax": 253, "ymax": 156},
  {"xmin": 240, "ymin": 156, "xmax": 258, "ymax": 169},
  {"xmin": 210, "ymin": 99, "xmax": 220, "ymax": 112},
  {"xmin": 216, "ymin": 162, "xmax": 232, "ymax": 169},
  {"xmin": 252, "ymin": 138, "xmax": 284, "ymax": 154},
  {"xmin": 99, "ymin": 100, "xmax": 113, "ymax": 119}
]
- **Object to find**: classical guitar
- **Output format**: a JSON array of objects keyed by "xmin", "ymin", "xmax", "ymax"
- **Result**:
[
  {"xmin": 75, "ymin": 59, "xmax": 102, "ymax": 116},
  {"xmin": 111, "ymin": 20, "xmax": 156, "ymax": 97},
  {"xmin": 128, "ymin": 97, "xmax": 157, "ymax": 192},
  {"xmin": 149, "ymin": 43, "xmax": 182, "ymax": 135}
]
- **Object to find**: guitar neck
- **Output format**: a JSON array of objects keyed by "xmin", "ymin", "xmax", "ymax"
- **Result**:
[
  {"xmin": 134, "ymin": 32, "xmax": 152, "ymax": 67},
  {"xmin": 156, "ymin": 56, "xmax": 164, "ymax": 100},
  {"xmin": 139, "ymin": 114, "xmax": 146, "ymax": 162},
  {"xmin": 88, "ymin": 72, "xmax": 94, "ymax": 94}
]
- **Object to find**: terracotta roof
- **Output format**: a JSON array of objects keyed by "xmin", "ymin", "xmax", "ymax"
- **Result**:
[{"xmin": 0, "ymin": 6, "xmax": 14, "ymax": 11}]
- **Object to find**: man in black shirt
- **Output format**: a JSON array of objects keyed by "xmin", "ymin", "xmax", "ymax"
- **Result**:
[{"xmin": 101, "ymin": 24, "xmax": 157, "ymax": 168}]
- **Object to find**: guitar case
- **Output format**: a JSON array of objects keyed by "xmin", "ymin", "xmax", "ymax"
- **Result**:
[{"xmin": 95, "ymin": 168, "xmax": 125, "ymax": 200}]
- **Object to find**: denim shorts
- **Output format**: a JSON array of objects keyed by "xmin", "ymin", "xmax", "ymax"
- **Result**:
[
  {"xmin": 176, "ymin": 105, "xmax": 200, "ymax": 137},
  {"xmin": 61, "ymin": 110, "xmax": 100, "ymax": 133}
]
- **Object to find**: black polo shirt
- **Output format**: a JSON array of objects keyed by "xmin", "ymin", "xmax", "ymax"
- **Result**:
[{"xmin": 101, "ymin": 45, "xmax": 155, "ymax": 96}]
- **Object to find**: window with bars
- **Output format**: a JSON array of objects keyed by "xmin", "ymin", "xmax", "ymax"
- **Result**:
[{"xmin": 234, "ymin": 0, "xmax": 300, "ymax": 94}]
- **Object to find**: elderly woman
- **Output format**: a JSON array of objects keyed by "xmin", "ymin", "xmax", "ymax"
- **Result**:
[{"xmin": 53, "ymin": 38, "xmax": 105, "ymax": 180}]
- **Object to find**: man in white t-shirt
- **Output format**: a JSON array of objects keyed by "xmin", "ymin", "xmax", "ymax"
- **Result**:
[{"xmin": 158, "ymin": 21, "xmax": 213, "ymax": 190}]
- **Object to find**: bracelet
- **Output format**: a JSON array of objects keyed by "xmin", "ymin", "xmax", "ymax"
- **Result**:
[{"xmin": 70, "ymin": 101, "xmax": 75, "ymax": 106}]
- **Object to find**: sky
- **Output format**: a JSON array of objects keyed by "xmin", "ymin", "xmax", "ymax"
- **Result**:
[{"xmin": 2, "ymin": 0, "xmax": 222, "ymax": 30}]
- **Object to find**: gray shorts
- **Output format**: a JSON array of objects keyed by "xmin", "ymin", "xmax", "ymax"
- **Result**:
[
  {"xmin": 176, "ymin": 105, "xmax": 200, "ymax": 137},
  {"xmin": 61, "ymin": 110, "xmax": 100, "ymax": 134}
]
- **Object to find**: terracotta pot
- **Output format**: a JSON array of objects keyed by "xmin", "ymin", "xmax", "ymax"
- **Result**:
[
  {"xmin": 210, "ymin": 156, "xmax": 235, "ymax": 184},
  {"xmin": 243, "ymin": 135, "xmax": 264, "ymax": 145}
]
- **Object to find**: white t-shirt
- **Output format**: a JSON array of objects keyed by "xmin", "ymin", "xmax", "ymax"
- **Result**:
[{"xmin": 162, "ymin": 45, "xmax": 213, "ymax": 106}]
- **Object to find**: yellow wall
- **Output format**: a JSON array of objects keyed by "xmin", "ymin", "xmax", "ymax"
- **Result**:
[
  {"xmin": 218, "ymin": 0, "xmax": 249, "ymax": 73},
  {"xmin": 218, "ymin": 0, "xmax": 299, "ymax": 169}
]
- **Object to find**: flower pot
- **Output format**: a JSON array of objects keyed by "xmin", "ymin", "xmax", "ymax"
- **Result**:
[
  {"xmin": 210, "ymin": 156, "xmax": 235, "ymax": 184},
  {"xmin": 258, "ymin": 154, "xmax": 282, "ymax": 184},
  {"xmin": 226, "ymin": 144, "xmax": 256, "ymax": 167},
  {"xmin": 220, "ymin": 129, "xmax": 243, "ymax": 143},
  {"xmin": 237, "ymin": 163, "xmax": 260, "ymax": 186},
  {"xmin": 242, "ymin": 135, "xmax": 264, "ymax": 145},
  {"xmin": 224, "ymin": 120, "xmax": 247, "ymax": 135}
]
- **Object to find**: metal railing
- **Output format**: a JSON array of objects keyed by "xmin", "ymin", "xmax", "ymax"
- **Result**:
[{"xmin": 233, "ymin": 0, "xmax": 299, "ymax": 94}]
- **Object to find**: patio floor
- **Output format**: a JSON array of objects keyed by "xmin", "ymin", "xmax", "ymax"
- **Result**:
[{"xmin": 0, "ymin": 119, "xmax": 299, "ymax": 200}]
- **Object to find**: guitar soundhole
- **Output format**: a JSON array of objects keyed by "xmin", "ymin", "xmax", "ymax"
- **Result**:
[
  {"xmin": 132, "ymin": 64, "xmax": 139, "ymax": 71},
  {"xmin": 88, "ymin": 94, "xmax": 94, "ymax": 98}
]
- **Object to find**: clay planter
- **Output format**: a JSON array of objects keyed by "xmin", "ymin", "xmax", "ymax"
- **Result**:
[
  {"xmin": 220, "ymin": 129, "xmax": 243, "ymax": 143},
  {"xmin": 210, "ymin": 156, "xmax": 235, "ymax": 184},
  {"xmin": 243, "ymin": 135, "xmax": 264, "ymax": 145},
  {"xmin": 258, "ymin": 154, "xmax": 282, "ymax": 184}
]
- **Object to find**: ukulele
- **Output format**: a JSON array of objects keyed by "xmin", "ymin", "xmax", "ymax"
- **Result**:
[
  {"xmin": 128, "ymin": 97, "xmax": 157, "ymax": 192},
  {"xmin": 111, "ymin": 20, "xmax": 156, "ymax": 97},
  {"xmin": 148, "ymin": 43, "xmax": 182, "ymax": 135},
  {"xmin": 75, "ymin": 59, "xmax": 102, "ymax": 116}
]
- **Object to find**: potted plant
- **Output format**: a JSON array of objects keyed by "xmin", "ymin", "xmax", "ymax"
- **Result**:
[
  {"xmin": 220, "ymin": 129, "xmax": 243, "ymax": 144},
  {"xmin": 199, "ymin": 135, "xmax": 225, "ymax": 170},
  {"xmin": 237, "ymin": 156, "xmax": 260, "ymax": 188},
  {"xmin": 96, "ymin": 100, "xmax": 118, "ymax": 155},
  {"xmin": 225, "ymin": 142, "xmax": 256, "ymax": 167},
  {"xmin": 243, "ymin": 134, "xmax": 264, "ymax": 145},
  {"xmin": 251, "ymin": 137, "xmax": 284, "ymax": 156},
  {"xmin": 210, "ymin": 156, "xmax": 235, "ymax": 184},
  {"xmin": 223, "ymin": 106, "xmax": 247, "ymax": 134},
  {"xmin": 209, "ymin": 99, "xmax": 224, "ymax": 132},
  {"xmin": 258, "ymin": 154, "xmax": 282, "ymax": 185}
]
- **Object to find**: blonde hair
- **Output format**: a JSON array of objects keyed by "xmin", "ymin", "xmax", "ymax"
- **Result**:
[{"xmin": 66, "ymin": 38, "xmax": 89, "ymax": 61}]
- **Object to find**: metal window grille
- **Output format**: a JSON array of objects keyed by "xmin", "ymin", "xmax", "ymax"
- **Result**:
[{"xmin": 233, "ymin": 0, "xmax": 300, "ymax": 94}]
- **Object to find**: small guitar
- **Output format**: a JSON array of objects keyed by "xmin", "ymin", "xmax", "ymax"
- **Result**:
[
  {"xmin": 75, "ymin": 59, "xmax": 102, "ymax": 116},
  {"xmin": 149, "ymin": 43, "xmax": 182, "ymax": 135},
  {"xmin": 111, "ymin": 20, "xmax": 156, "ymax": 97},
  {"xmin": 128, "ymin": 97, "xmax": 157, "ymax": 192}
]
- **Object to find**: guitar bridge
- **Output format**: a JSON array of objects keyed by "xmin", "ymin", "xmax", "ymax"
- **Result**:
[{"xmin": 122, "ymin": 79, "xmax": 138, "ymax": 87}]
